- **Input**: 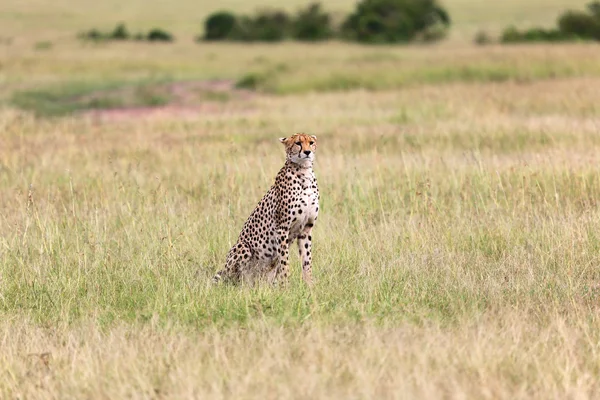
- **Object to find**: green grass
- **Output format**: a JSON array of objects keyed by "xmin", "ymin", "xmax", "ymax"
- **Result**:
[
  {"xmin": 9, "ymin": 79, "xmax": 177, "ymax": 116},
  {"xmin": 6, "ymin": 43, "xmax": 600, "ymax": 112}
]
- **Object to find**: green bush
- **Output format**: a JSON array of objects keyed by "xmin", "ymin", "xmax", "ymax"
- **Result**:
[
  {"xmin": 202, "ymin": 9, "xmax": 291, "ymax": 42},
  {"xmin": 474, "ymin": 30, "xmax": 493, "ymax": 45},
  {"xmin": 79, "ymin": 29, "xmax": 106, "ymax": 41},
  {"xmin": 341, "ymin": 0, "xmax": 451, "ymax": 43},
  {"xmin": 235, "ymin": 73, "xmax": 265, "ymax": 89},
  {"xmin": 500, "ymin": 26, "xmax": 521, "ymax": 43},
  {"xmin": 78, "ymin": 24, "xmax": 175, "ymax": 43},
  {"xmin": 110, "ymin": 23, "xmax": 130, "ymax": 40},
  {"xmin": 421, "ymin": 22, "xmax": 448, "ymax": 42},
  {"xmin": 245, "ymin": 10, "xmax": 291, "ymax": 41},
  {"xmin": 291, "ymin": 3, "xmax": 333, "ymax": 41},
  {"xmin": 79, "ymin": 23, "xmax": 130, "ymax": 41},
  {"xmin": 588, "ymin": 1, "xmax": 600, "ymax": 17},
  {"xmin": 500, "ymin": 2, "xmax": 600, "ymax": 44},
  {"xmin": 147, "ymin": 28, "xmax": 174, "ymax": 42},
  {"xmin": 558, "ymin": 10, "xmax": 600, "ymax": 40},
  {"xmin": 501, "ymin": 26, "xmax": 574, "ymax": 43},
  {"xmin": 526, "ymin": 28, "xmax": 570, "ymax": 42},
  {"xmin": 200, "ymin": 1, "xmax": 451, "ymax": 43},
  {"xmin": 203, "ymin": 11, "xmax": 238, "ymax": 40}
]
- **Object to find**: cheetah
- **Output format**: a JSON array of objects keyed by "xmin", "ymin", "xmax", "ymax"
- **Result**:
[{"xmin": 212, "ymin": 133, "xmax": 320, "ymax": 286}]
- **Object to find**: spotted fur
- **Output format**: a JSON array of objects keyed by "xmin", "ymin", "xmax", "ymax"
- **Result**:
[{"xmin": 212, "ymin": 133, "xmax": 319, "ymax": 286}]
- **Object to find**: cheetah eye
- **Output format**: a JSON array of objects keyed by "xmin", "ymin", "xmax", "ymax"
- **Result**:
[
  {"xmin": 295, "ymin": 141, "xmax": 301, "ymax": 146},
  {"xmin": 309, "ymin": 141, "xmax": 314, "ymax": 145}
]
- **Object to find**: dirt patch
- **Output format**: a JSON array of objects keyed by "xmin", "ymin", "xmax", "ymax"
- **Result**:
[
  {"xmin": 8, "ymin": 78, "xmax": 255, "ymax": 121},
  {"xmin": 83, "ymin": 79, "xmax": 258, "ymax": 122},
  {"xmin": 85, "ymin": 103, "xmax": 249, "ymax": 123}
]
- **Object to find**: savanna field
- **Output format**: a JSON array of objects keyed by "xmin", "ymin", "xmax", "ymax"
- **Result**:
[{"xmin": 2, "ymin": 0, "xmax": 600, "ymax": 398}]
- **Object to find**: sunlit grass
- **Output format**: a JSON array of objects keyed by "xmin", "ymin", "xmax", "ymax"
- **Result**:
[{"xmin": 5, "ymin": 42, "xmax": 600, "ymax": 112}]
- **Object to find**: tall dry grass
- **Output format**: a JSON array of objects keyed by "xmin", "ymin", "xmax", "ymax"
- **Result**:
[
  {"xmin": 2, "ymin": 77, "xmax": 600, "ymax": 397},
  {"xmin": 3, "ymin": 313, "xmax": 599, "ymax": 399}
]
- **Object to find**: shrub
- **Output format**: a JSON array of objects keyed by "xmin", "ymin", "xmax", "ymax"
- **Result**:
[
  {"xmin": 500, "ymin": 26, "xmax": 522, "ymax": 43},
  {"xmin": 204, "ymin": 11, "xmax": 238, "ymax": 40},
  {"xmin": 235, "ymin": 72, "xmax": 271, "ymax": 90},
  {"xmin": 501, "ymin": 2, "xmax": 600, "ymax": 44},
  {"xmin": 110, "ymin": 23, "xmax": 130, "ymax": 40},
  {"xmin": 201, "ymin": 4, "xmax": 336, "ymax": 42},
  {"xmin": 501, "ymin": 26, "xmax": 575, "ymax": 43},
  {"xmin": 421, "ymin": 22, "xmax": 448, "ymax": 42},
  {"xmin": 341, "ymin": 0, "xmax": 451, "ymax": 43},
  {"xmin": 588, "ymin": 1, "xmax": 600, "ymax": 17},
  {"xmin": 79, "ymin": 29, "xmax": 105, "ymax": 41},
  {"xmin": 558, "ymin": 10, "xmax": 600, "ymax": 40},
  {"xmin": 525, "ymin": 28, "xmax": 569, "ymax": 42},
  {"xmin": 78, "ymin": 24, "xmax": 175, "ymax": 43},
  {"xmin": 246, "ymin": 9, "xmax": 291, "ymax": 41},
  {"xmin": 202, "ymin": 9, "xmax": 291, "ymax": 42},
  {"xmin": 474, "ymin": 30, "xmax": 493, "ymax": 45},
  {"xmin": 235, "ymin": 73, "xmax": 261, "ymax": 89},
  {"xmin": 147, "ymin": 28, "xmax": 174, "ymax": 42},
  {"xmin": 291, "ymin": 3, "xmax": 333, "ymax": 41}
]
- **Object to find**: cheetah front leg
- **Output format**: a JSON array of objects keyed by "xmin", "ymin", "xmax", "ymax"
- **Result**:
[
  {"xmin": 297, "ymin": 223, "xmax": 314, "ymax": 286},
  {"xmin": 274, "ymin": 227, "xmax": 291, "ymax": 286}
]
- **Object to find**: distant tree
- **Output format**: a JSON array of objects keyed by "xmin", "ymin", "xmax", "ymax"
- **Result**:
[
  {"xmin": 203, "ymin": 9, "xmax": 292, "ymax": 42},
  {"xmin": 246, "ymin": 10, "xmax": 291, "ymax": 41},
  {"xmin": 147, "ymin": 28, "xmax": 174, "ymax": 42},
  {"xmin": 474, "ymin": 30, "xmax": 493, "ymax": 45},
  {"xmin": 341, "ymin": 0, "xmax": 451, "ymax": 43},
  {"xmin": 79, "ymin": 29, "xmax": 105, "ymax": 41},
  {"xmin": 110, "ymin": 23, "xmax": 130, "ymax": 40},
  {"xmin": 587, "ymin": 1, "xmax": 600, "ymax": 17},
  {"xmin": 500, "ymin": 1, "xmax": 600, "ymax": 44},
  {"xmin": 204, "ymin": 11, "xmax": 238, "ymax": 40},
  {"xmin": 501, "ymin": 26, "xmax": 575, "ymax": 43},
  {"xmin": 291, "ymin": 3, "xmax": 333, "ymax": 41},
  {"xmin": 558, "ymin": 8, "xmax": 600, "ymax": 40}
]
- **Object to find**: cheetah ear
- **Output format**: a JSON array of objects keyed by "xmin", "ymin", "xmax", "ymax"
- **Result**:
[
  {"xmin": 310, "ymin": 135, "xmax": 317, "ymax": 141},
  {"xmin": 279, "ymin": 137, "xmax": 287, "ymax": 143}
]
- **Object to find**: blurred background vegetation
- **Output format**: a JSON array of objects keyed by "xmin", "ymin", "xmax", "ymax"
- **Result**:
[
  {"xmin": 0, "ymin": 0, "xmax": 596, "ymax": 115},
  {"xmin": 0, "ymin": 0, "xmax": 592, "ymax": 41}
]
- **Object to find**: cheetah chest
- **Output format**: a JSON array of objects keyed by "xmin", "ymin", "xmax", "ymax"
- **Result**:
[{"xmin": 288, "ymin": 177, "xmax": 319, "ymax": 239}]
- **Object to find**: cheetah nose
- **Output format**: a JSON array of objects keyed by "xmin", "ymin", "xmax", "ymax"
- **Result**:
[{"xmin": 303, "ymin": 150, "xmax": 311, "ymax": 156}]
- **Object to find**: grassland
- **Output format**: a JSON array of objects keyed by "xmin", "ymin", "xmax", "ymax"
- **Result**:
[
  {"xmin": 2, "ymin": 0, "xmax": 600, "ymax": 398},
  {"xmin": 3, "ymin": 76, "xmax": 600, "ymax": 398}
]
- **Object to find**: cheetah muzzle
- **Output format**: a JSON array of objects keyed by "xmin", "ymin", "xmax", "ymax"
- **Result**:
[{"xmin": 212, "ymin": 133, "xmax": 320, "ymax": 286}]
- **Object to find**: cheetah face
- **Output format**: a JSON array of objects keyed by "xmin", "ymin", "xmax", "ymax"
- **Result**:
[{"xmin": 279, "ymin": 133, "xmax": 317, "ymax": 166}]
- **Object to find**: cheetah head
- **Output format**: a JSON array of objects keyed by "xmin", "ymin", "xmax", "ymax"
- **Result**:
[{"xmin": 279, "ymin": 133, "xmax": 317, "ymax": 167}]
